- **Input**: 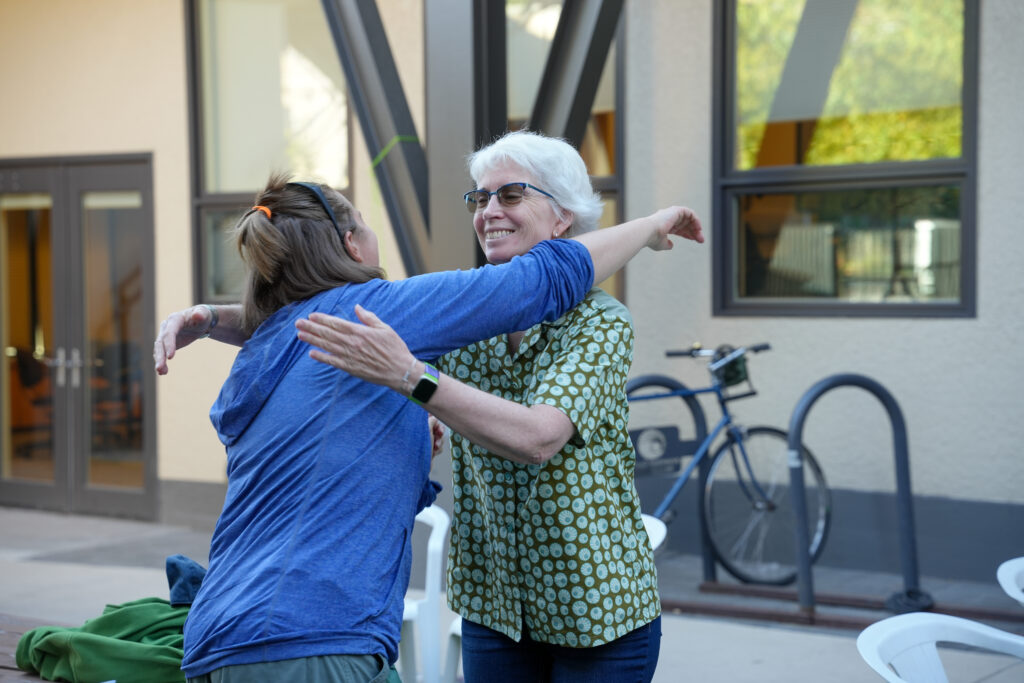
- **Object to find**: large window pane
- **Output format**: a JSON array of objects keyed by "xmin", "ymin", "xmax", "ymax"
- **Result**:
[
  {"xmin": 2, "ymin": 195, "xmax": 54, "ymax": 483},
  {"xmin": 734, "ymin": 186, "xmax": 961, "ymax": 303},
  {"xmin": 734, "ymin": 0, "xmax": 963, "ymax": 171},
  {"xmin": 201, "ymin": 209, "xmax": 247, "ymax": 300},
  {"xmin": 505, "ymin": 0, "xmax": 617, "ymax": 176},
  {"xmin": 198, "ymin": 0, "xmax": 349, "ymax": 192},
  {"xmin": 82, "ymin": 192, "xmax": 146, "ymax": 489}
]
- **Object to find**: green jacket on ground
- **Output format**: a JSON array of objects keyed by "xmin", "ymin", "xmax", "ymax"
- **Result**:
[{"xmin": 16, "ymin": 597, "xmax": 188, "ymax": 683}]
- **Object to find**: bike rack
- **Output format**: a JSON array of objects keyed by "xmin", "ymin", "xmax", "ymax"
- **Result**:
[{"xmin": 786, "ymin": 373, "xmax": 934, "ymax": 615}]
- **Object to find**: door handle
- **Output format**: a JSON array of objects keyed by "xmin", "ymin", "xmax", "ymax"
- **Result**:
[
  {"xmin": 70, "ymin": 348, "xmax": 82, "ymax": 388},
  {"xmin": 39, "ymin": 347, "xmax": 67, "ymax": 387}
]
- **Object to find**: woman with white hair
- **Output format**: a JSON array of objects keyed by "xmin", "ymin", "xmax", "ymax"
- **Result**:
[
  {"xmin": 156, "ymin": 131, "xmax": 703, "ymax": 682},
  {"xmin": 294, "ymin": 130, "xmax": 698, "ymax": 682}
]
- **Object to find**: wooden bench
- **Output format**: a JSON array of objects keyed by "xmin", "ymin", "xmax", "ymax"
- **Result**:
[{"xmin": 0, "ymin": 614, "xmax": 65, "ymax": 682}]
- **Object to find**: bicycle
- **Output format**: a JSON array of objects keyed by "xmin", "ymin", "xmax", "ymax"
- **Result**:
[{"xmin": 626, "ymin": 343, "xmax": 832, "ymax": 586}]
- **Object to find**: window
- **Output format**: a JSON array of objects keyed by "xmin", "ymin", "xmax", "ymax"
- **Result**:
[
  {"xmin": 188, "ymin": 0, "xmax": 352, "ymax": 302},
  {"xmin": 714, "ymin": 0, "xmax": 976, "ymax": 316},
  {"xmin": 505, "ymin": 0, "xmax": 624, "ymax": 297}
]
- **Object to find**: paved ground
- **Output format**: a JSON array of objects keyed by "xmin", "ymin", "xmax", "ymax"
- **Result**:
[{"xmin": 1, "ymin": 505, "xmax": 1022, "ymax": 682}]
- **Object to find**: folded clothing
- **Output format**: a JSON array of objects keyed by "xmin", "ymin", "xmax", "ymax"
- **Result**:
[{"xmin": 16, "ymin": 597, "xmax": 189, "ymax": 683}]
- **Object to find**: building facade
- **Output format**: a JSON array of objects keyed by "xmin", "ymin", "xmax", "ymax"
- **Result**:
[{"xmin": 0, "ymin": 0, "xmax": 1020, "ymax": 583}]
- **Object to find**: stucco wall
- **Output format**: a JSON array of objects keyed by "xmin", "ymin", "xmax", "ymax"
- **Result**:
[
  {"xmin": 3, "ymin": 0, "xmax": 1021, "ymax": 507},
  {"xmin": 624, "ymin": 0, "xmax": 1024, "ymax": 504},
  {"xmin": 0, "ymin": 0, "xmax": 235, "ymax": 483}
]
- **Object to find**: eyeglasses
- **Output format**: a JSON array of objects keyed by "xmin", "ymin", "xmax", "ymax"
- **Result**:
[{"xmin": 463, "ymin": 182, "xmax": 555, "ymax": 213}]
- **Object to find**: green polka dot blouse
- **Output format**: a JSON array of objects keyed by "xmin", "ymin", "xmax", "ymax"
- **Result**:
[{"xmin": 438, "ymin": 289, "xmax": 661, "ymax": 648}]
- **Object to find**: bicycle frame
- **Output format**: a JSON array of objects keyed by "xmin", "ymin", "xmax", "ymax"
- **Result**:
[{"xmin": 628, "ymin": 378, "xmax": 772, "ymax": 521}]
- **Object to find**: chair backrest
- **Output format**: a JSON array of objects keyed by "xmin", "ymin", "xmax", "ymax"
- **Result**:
[
  {"xmin": 403, "ymin": 504, "xmax": 450, "ymax": 683},
  {"xmin": 641, "ymin": 513, "xmax": 667, "ymax": 552},
  {"xmin": 414, "ymin": 504, "xmax": 450, "ymax": 614},
  {"xmin": 856, "ymin": 612, "xmax": 1024, "ymax": 683},
  {"xmin": 997, "ymin": 557, "xmax": 1024, "ymax": 607}
]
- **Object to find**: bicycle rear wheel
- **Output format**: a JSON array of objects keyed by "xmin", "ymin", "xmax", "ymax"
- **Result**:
[{"xmin": 700, "ymin": 426, "xmax": 831, "ymax": 585}]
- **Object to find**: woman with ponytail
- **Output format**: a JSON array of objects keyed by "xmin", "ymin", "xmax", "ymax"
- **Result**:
[{"xmin": 155, "ymin": 167, "xmax": 701, "ymax": 683}]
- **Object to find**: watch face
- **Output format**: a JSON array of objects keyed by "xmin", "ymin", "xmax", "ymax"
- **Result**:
[{"xmin": 411, "ymin": 364, "xmax": 440, "ymax": 405}]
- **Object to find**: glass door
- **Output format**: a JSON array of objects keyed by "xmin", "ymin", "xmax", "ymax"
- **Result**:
[
  {"xmin": 1, "ymin": 174, "xmax": 61, "ymax": 506},
  {"xmin": 0, "ymin": 159, "xmax": 156, "ymax": 519}
]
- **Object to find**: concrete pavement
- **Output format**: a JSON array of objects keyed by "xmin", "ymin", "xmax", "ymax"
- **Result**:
[{"xmin": 1, "ymin": 505, "xmax": 1022, "ymax": 682}]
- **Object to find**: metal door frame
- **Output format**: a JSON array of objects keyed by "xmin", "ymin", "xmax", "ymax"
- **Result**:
[{"xmin": 0, "ymin": 154, "xmax": 157, "ymax": 519}]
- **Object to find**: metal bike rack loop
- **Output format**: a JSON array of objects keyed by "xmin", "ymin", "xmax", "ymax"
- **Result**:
[{"xmin": 786, "ymin": 373, "xmax": 934, "ymax": 615}]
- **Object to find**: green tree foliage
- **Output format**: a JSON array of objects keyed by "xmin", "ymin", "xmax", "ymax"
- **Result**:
[{"xmin": 735, "ymin": 0, "xmax": 963, "ymax": 170}]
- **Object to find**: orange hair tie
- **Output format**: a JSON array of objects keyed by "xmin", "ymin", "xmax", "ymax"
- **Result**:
[{"xmin": 252, "ymin": 205, "xmax": 272, "ymax": 218}]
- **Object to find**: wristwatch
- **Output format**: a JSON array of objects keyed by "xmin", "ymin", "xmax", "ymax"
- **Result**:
[{"xmin": 410, "ymin": 363, "xmax": 440, "ymax": 405}]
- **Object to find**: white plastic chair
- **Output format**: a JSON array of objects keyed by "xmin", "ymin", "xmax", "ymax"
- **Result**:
[
  {"xmin": 440, "ymin": 513, "xmax": 666, "ymax": 683},
  {"xmin": 997, "ymin": 557, "xmax": 1024, "ymax": 607},
  {"xmin": 641, "ymin": 513, "xmax": 667, "ymax": 552},
  {"xmin": 399, "ymin": 504, "xmax": 450, "ymax": 683},
  {"xmin": 442, "ymin": 615, "xmax": 463, "ymax": 683},
  {"xmin": 856, "ymin": 612, "xmax": 1024, "ymax": 682}
]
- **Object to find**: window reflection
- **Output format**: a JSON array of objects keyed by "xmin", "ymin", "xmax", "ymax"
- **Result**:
[
  {"xmin": 82, "ymin": 192, "xmax": 146, "ymax": 489},
  {"xmin": 203, "ymin": 210, "xmax": 247, "ymax": 300},
  {"xmin": 2, "ymin": 195, "xmax": 55, "ymax": 482},
  {"xmin": 736, "ymin": 186, "xmax": 961, "ymax": 303},
  {"xmin": 734, "ymin": 0, "xmax": 963, "ymax": 170},
  {"xmin": 198, "ymin": 0, "xmax": 349, "ymax": 193}
]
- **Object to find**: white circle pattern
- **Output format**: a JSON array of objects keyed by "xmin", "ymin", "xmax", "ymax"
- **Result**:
[{"xmin": 440, "ymin": 291, "xmax": 660, "ymax": 648}]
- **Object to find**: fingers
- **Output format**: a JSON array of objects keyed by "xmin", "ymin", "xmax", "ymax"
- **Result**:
[
  {"xmin": 668, "ymin": 207, "xmax": 705, "ymax": 244},
  {"xmin": 296, "ymin": 323, "xmax": 348, "ymax": 358},
  {"xmin": 354, "ymin": 304, "xmax": 386, "ymax": 328},
  {"xmin": 307, "ymin": 311, "xmax": 354, "ymax": 332},
  {"xmin": 153, "ymin": 311, "xmax": 185, "ymax": 374},
  {"xmin": 154, "ymin": 340, "xmax": 168, "ymax": 375},
  {"xmin": 308, "ymin": 348, "xmax": 345, "ymax": 370}
]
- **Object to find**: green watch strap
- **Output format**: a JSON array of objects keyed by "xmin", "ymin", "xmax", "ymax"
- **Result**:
[{"xmin": 410, "ymin": 363, "xmax": 440, "ymax": 405}]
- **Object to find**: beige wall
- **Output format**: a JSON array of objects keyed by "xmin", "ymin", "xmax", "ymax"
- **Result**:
[
  {"xmin": 624, "ymin": 0, "xmax": 1024, "ymax": 503},
  {"xmin": 0, "ymin": 0, "xmax": 234, "ymax": 483},
  {"xmin": 3, "ymin": 0, "xmax": 1021, "ymax": 504}
]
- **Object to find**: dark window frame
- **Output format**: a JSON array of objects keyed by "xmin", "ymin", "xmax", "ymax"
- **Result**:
[
  {"xmin": 712, "ymin": 0, "xmax": 979, "ymax": 318},
  {"xmin": 184, "ymin": 0, "xmax": 355, "ymax": 304}
]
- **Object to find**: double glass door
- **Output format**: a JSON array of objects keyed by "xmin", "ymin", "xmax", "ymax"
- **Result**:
[{"xmin": 0, "ymin": 159, "xmax": 156, "ymax": 519}]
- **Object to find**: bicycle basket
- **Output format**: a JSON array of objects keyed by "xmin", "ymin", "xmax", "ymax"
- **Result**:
[{"xmin": 713, "ymin": 344, "xmax": 748, "ymax": 387}]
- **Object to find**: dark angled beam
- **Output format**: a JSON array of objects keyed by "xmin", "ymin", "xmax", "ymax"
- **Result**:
[
  {"xmin": 473, "ymin": 0, "xmax": 508, "ymax": 150},
  {"xmin": 320, "ymin": 0, "xmax": 428, "ymax": 275},
  {"xmin": 529, "ymin": 0, "xmax": 623, "ymax": 147}
]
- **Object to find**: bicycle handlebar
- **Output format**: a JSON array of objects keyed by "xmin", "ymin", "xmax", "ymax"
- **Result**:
[{"xmin": 665, "ymin": 342, "xmax": 771, "ymax": 359}]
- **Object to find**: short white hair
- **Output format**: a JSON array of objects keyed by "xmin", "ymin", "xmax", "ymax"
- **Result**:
[{"xmin": 468, "ymin": 130, "xmax": 604, "ymax": 236}]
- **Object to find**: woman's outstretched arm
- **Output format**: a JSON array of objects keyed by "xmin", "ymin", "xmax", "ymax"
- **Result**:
[
  {"xmin": 296, "ymin": 305, "xmax": 574, "ymax": 465},
  {"xmin": 294, "ymin": 205, "xmax": 704, "ymax": 463},
  {"xmin": 154, "ymin": 206, "xmax": 703, "ymax": 375},
  {"xmin": 153, "ymin": 304, "xmax": 246, "ymax": 374}
]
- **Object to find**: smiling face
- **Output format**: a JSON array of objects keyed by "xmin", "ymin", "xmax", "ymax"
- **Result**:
[{"xmin": 472, "ymin": 161, "xmax": 572, "ymax": 265}]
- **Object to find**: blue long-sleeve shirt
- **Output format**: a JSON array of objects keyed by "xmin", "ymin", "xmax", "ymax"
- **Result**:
[{"xmin": 181, "ymin": 239, "xmax": 594, "ymax": 677}]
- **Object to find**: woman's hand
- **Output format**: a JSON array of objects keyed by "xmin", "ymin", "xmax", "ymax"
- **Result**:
[
  {"xmin": 295, "ymin": 305, "xmax": 417, "ymax": 394},
  {"xmin": 153, "ymin": 306, "xmax": 215, "ymax": 375},
  {"xmin": 647, "ymin": 206, "xmax": 704, "ymax": 251},
  {"xmin": 428, "ymin": 416, "xmax": 448, "ymax": 460}
]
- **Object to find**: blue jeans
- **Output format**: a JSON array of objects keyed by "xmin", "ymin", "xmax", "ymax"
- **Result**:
[{"xmin": 461, "ymin": 616, "xmax": 661, "ymax": 683}]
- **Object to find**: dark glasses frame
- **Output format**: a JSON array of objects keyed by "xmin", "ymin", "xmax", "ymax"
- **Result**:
[
  {"xmin": 463, "ymin": 182, "xmax": 556, "ymax": 213},
  {"xmin": 287, "ymin": 181, "xmax": 353, "ymax": 258}
]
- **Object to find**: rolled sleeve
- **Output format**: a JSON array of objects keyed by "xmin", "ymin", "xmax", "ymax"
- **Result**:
[{"xmin": 528, "ymin": 315, "xmax": 633, "ymax": 447}]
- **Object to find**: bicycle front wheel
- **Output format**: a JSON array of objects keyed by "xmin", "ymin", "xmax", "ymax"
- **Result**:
[{"xmin": 700, "ymin": 426, "xmax": 831, "ymax": 585}]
